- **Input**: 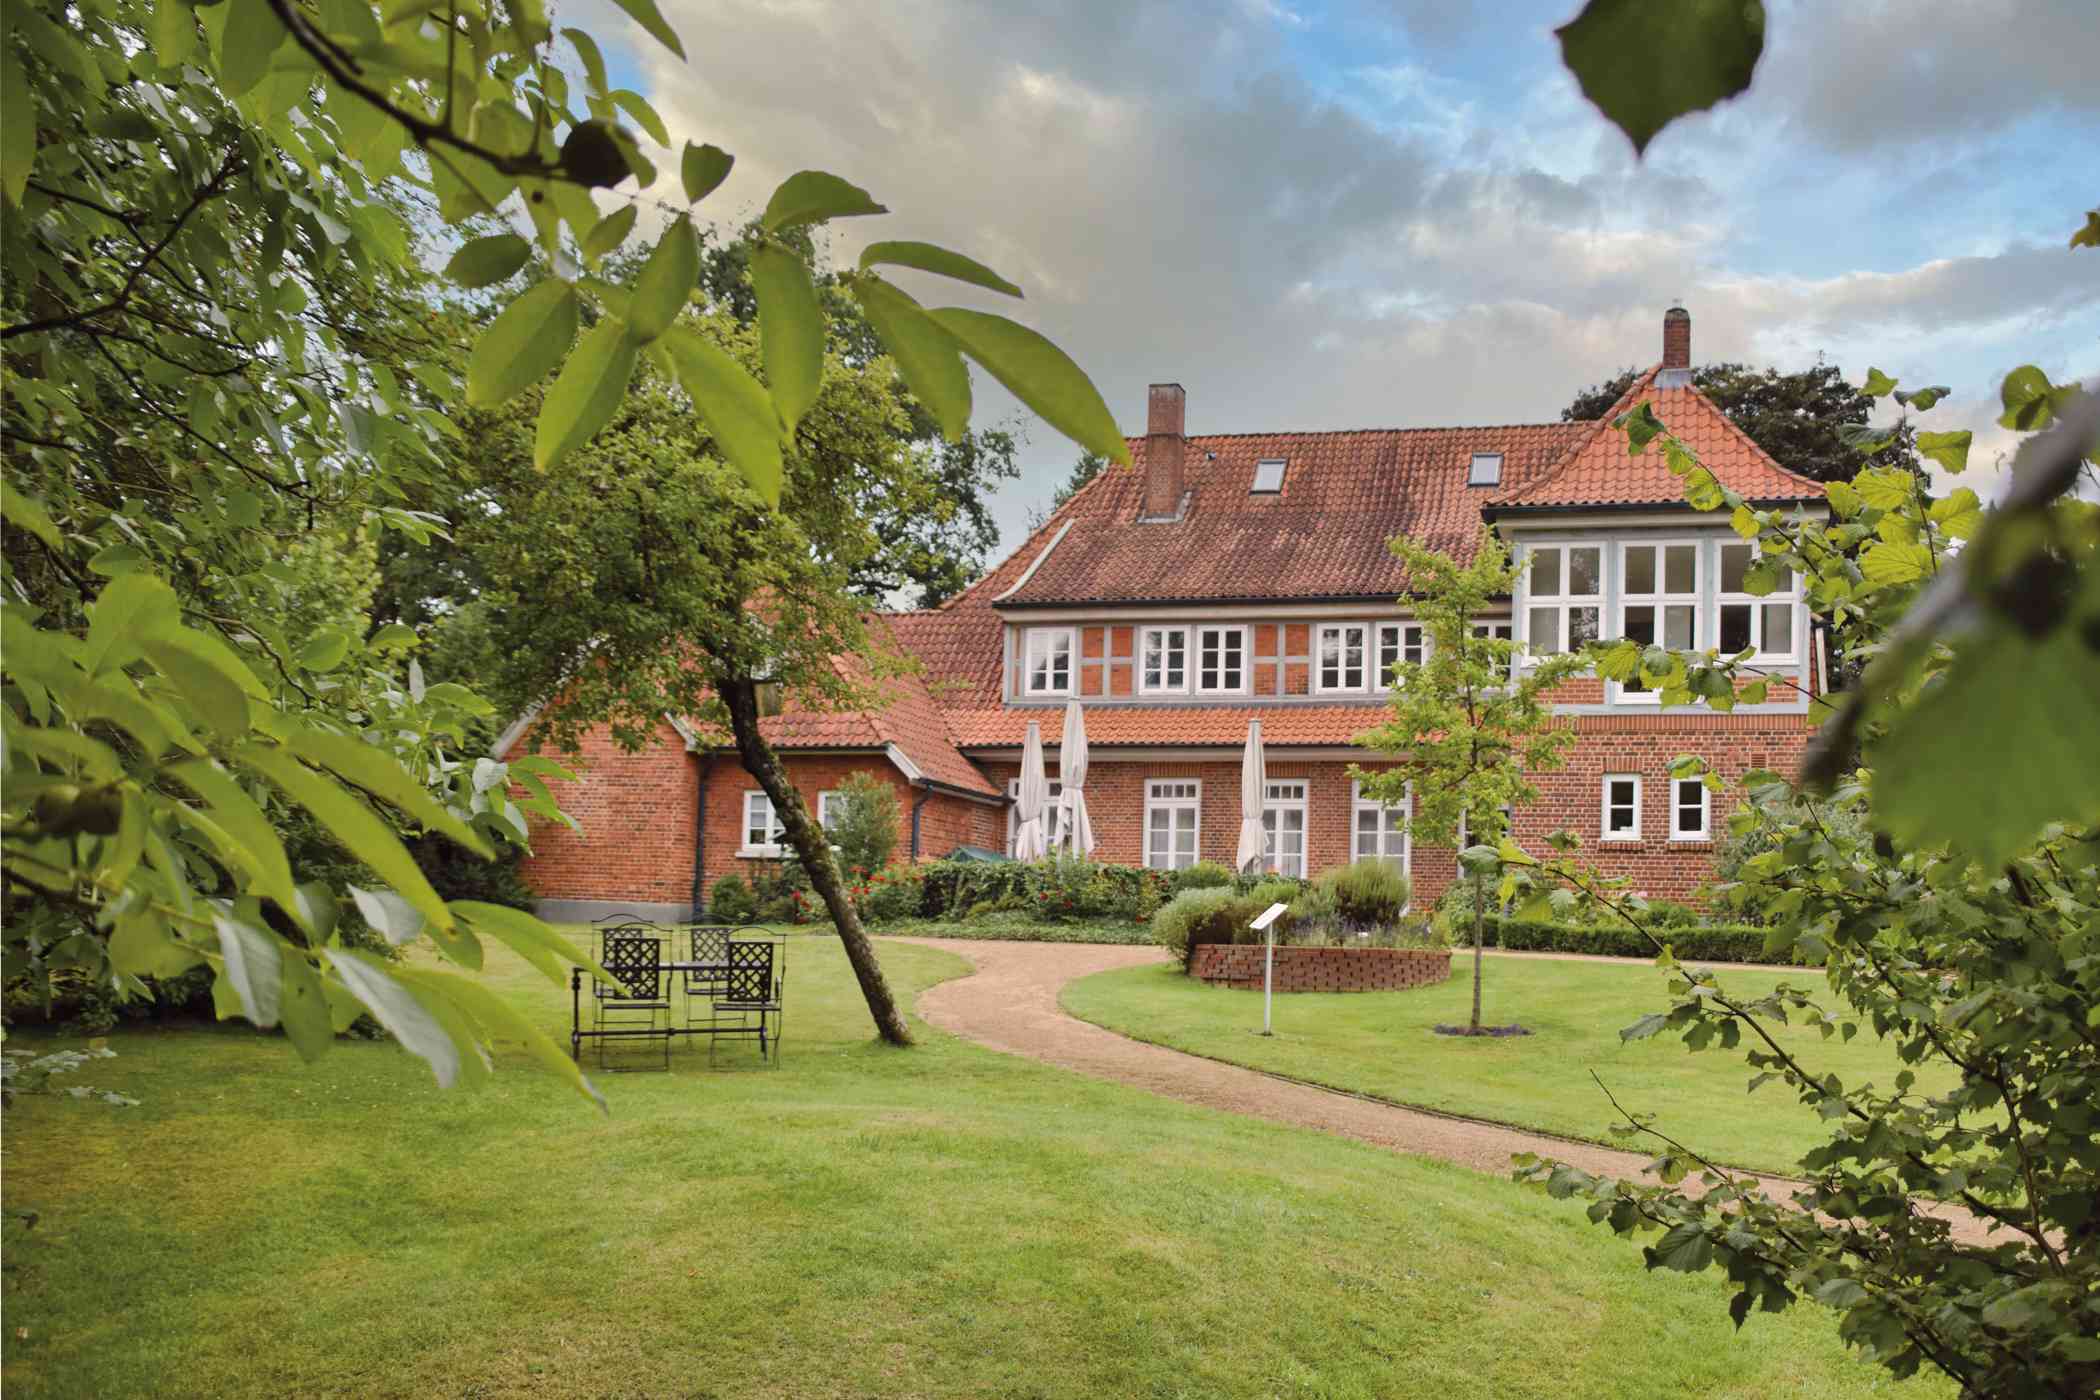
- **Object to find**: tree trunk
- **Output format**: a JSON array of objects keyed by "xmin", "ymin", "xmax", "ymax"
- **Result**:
[
  {"xmin": 1469, "ymin": 870, "xmax": 1485, "ymax": 1034},
  {"xmin": 720, "ymin": 676, "xmax": 913, "ymax": 1046}
]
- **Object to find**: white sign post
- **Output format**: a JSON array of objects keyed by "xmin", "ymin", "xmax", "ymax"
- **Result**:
[{"xmin": 1250, "ymin": 902, "xmax": 1289, "ymax": 1037}]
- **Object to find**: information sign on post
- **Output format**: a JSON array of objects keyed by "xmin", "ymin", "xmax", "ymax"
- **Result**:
[{"xmin": 1250, "ymin": 902, "xmax": 1289, "ymax": 1037}]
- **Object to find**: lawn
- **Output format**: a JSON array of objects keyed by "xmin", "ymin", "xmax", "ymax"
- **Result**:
[
  {"xmin": 1061, "ymin": 954, "xmax": 1962, "ymax": 1176},
  {"xmin": 1, "ymin": 936, "xmax": 1942, "ymax": 1399}
]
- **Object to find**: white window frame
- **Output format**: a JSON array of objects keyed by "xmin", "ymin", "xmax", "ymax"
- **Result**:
[
  {"xmin": 1138, "ymin": 625, "xmax": 1191, "ymax": 695},
  {"xmin": 1004, "ymin": 776, "xmax": 1063, "ymax": 856},
  {"xmin": 1143, "ymin": 779, "xmax": 1202, "ymax": 870},
  {"xmin": 817, "ymin": 789, "xmax": 845, "ymax": 832},
  {"xmin": 1601, "ymin": 774, "xmax": 1642, "ymax": 842},
  {"xmin": 1471, "ymin": 620, "xmax": 1512, "ymax": 640},
  {"xmin": 1251, "ymin": 458, "xmax": 1286, "ymax": 493},
  {"xmin": 1021, "ymin": 627, "xmax": 1075, "ymax": 697},
  {"xmin": 1468, "ymin": 452, "xmax": 1503, "ymax": 487},
  {"xmin": 740, "ymin": 790, "xmax": 785, "ymax": 857},
  {"xmin": 1315, "ymin": 623, "xmax": 1368, "ymax": 693},
  {"xmin": 1615, "ymin": 539, "xmax": 1704, "ymax": 703},
  {"xmin": 1375, "ymin": 622, "xmax": 1428, "ymax": 683},
  {"xmin": 1670, "ymin": 778, "xmax": 1710, "ymax": 842},
  {"xmin": 1351, "ymin": 780, "xmax": 1410, "ymax": 873},
  {"xmin": 1718, "ymin": 543, "xmax": 1802, "ymax": 663},
  {"xmin": 1522, "ymin": 543, "xmax": 1603, "ymax": 660},
  {"xmin": 1457, "ymin": 801, "xmax": 1516, "ymax": 849},
  {"xmin": 1195, "ymin": 624, "xmax": 1250, "ymax": 695},
  {"xmin": 1262, "ymin": 779, "xmax": 1310, "ymax": 878}
]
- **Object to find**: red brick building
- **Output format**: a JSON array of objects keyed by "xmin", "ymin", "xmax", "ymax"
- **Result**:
[{"xmin": 505, "ymin": 308, "xmax": 1827, "ymax": 921}]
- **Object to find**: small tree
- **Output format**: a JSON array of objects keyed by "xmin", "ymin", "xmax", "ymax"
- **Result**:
[
  {"xmin": 1353, "ymin": 531, "xmax": 1586, "ymax": 1034},
  {"xmin": 829, "ymin": 772, "xmax": 902, "ymax": 876}
]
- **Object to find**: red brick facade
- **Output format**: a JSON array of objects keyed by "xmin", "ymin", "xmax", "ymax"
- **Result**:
[{"xmin": 1189, "ymin": 944, "xmax": 1453, "ymax": 993}]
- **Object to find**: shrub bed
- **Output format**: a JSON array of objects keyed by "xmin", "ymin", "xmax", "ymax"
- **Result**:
[
  {"xmin": 1478, "ymin": 917, "xmax": 1811, "ymax": 966},
  {"xmin": 874, "ymin": 915, "xmax": 1156, "ymax": 946}
]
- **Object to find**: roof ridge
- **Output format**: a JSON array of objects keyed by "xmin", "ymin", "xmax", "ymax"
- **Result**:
[
  {"xmin": 1119, "ymin": 422, "xmax": 1584, "ymax": 444},
  {"xmin": 1679, "ymin": 382, "xmax": 1827, "ymax": 494},
  {"xmin": 1493, "ymin": 364, "xmax": 1663, "ymax": 506}
]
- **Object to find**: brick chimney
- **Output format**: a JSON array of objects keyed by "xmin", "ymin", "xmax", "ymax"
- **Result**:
[
  {"xmin": 1662, "ymin": 303, "xmax": 1691, "ymax": 371},
  {"xmin": 1140, "ymin": 383, "xmax": 1186, "ymax": 521}
]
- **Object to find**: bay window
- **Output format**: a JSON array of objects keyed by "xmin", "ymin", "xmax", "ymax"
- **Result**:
[
  {"xmin": 1618, "ymin": 541, "xmax": 1700, "ymax": 697},
  {"xmin": 1524, "ymin": 544, "xmax": 1602, "ymax": 656},
  {"xmin": 1718, "ymin": 543, "xmax": 1800, "ymax": 660}
]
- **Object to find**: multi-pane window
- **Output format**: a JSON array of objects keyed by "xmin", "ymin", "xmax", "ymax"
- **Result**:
[
  {"xmin": 742, "ymin": 791, "xmax": 784, "ymax": 854},
  {"xmin": 1022, "ymin": 628, "xmax": 1073, "ymax": 696},
  {"xmin": 1671, "ymin": 778, "xmax": 1709, "ymax": 841},
  {"xmin": 1472, "ymin": 620, "xmax": 1512, "ymax": 641},
  {"xmin": 1316, "ymin": 624, "xmax": 1367, "ymax": 692},
  {"xmin": 1457, "ymin": 801, "xmax": 1516, "ymax": 848},
  {"xmin": 1376, "ymin": 622, "xmax": 1428, "ymax": 680},
  {"xmin": 1601, "ymin": 775, "xmax": 1641, "ymax": 841},
  {"xmin": 1139, "ymin": 626, "xmax": 1189, "ymax": 693},
  {"xmin": 1718, "ymin": 544, "xmax": 1800, "ymax": 660},
  {"xmin": 1351, "ymin": 780, "xmax": 1409, "ymax": 870},
  {"xmin": 818, "ymin": 790, "xmax": 844, "ymax": 832},
  {"xmin": 1196, "ymin": 626, "xmax": 1247, "ymax": 693},
  {"xmin": 1144, "ymin": 780, "xmax": 1201, "ymax": 870},
  {"xmin": 1524, "ymin": 544, "xmax": 1602, "ymax": 656},
  {"xmin": 1262, "ymin": 779, "xmax": 1309, "ymax": 877},
  {"xmin": 1004, "ymin": 778, "xmax": 1063, "ymax": 856},
  {"xmin": 1619, "ymin": 541, "xmax": 1701, "ymax": 697}
]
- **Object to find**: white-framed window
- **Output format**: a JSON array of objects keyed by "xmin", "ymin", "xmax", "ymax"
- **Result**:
[
  {"xmin": 1617, "ymin": 540, "xmax": 1701, "ymax": 700},
  {"xmin": 1524, "ymin": 544, "xmax": 1602, "ymax": 657},
  {"xmin": 1143, "ymin": 779, "xmax": 1202, "ymax": 869},
  {"xmin": 1022, "ymin": 627, "xmax": 1074, "ymax": 696},
  {"xmin": 1316, "ymin": 623, "xmax": 1368, "ymax": 692},
  {"xmin": 1004, "ymin": 777, "xmax": 1063, "ymax": 856},
  {"xmin": 1375, "ymin": 622, "xmax": 1428, "ymax": 681},
  {"xmin": 1670, "ymin": 778, "xmax": 1710, "ymax": 841},
  {"xmin": 1251, "ymin": 458, "xmax": 1286, "ymax": 493},
  {"xmin": 1351, "ymin": 780, "xmax": 1409, "ymax": 870},
  {"xmin": 1139, "ymin": 625, "xmax": 1190, "ymax": 694},
  {"xmin": 1468, "ymin": 452, "xmax": 1503, "ymax": 487},
  {"xmin": 818, "ymin": 790, "xmax": 844, "ymax": 832},
  {"xmin": 1196, "ymin": 625, "xmax": 1248, "ymax": 694},
  {"xmin": 741, "ymin": 791, "xmax": 785, "ymax": 856},
  {"xmin": 1457, "ymin": 801, "xmax": 1516, "ymax": 848},
  {"xmin": 1718, "ymin": 543, "xmax": 1800, "ymax": 661},
  {"xmin": 1601, "ymin": 774, "xmax": 1642, "ymax": 842},
  {"xmin": 1472, "ymin": 620, "xmax": 1512, "ymax": 641},
  {"xmin": 1262, "ymin": 779, "xmax": 1310, "ymax": 877}
]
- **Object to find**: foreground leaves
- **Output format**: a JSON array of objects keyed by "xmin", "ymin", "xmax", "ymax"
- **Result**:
[{"xmin": 1556, "ymin": 0, "xmax": 1765, "ymax": 155}]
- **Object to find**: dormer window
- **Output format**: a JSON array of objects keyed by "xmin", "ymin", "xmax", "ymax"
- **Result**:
[
  {"xmin": 1468, "ymin": 452, "xmax": 1503, "ymax": 487},
  {"xmin": 1251, "ymin": 458, "xmax": 1286, "ymax": 493},
  {"xmin": 1022, "ymin": 627, "xmax": 1074, "ymax": 696}
]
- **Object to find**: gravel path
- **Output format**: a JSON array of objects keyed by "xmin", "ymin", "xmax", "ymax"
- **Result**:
[{"xmin": 894, "ymin": 937, "xmax": 1996, "ymax": 1244}]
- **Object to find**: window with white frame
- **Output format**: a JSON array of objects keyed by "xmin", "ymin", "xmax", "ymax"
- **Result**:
[
  {"xmin": 1718, "ymin": 543, "xmax": 1800, "ymax": 660},
  {"xmin": 1601, "ymin": 774, "xmax": 1641, "ymax": 841},
  {"xmin": 1251, "ymin": 458, "xmax": 1287, "ymax": 493},
  {"xmin": 1351, "ymin": 780, "xmax": 1409, "ymax": 869},
  {"xmin": 1262, "ymin": 779, "xmax": 1309, "ymax": 877},
  {"xmin": 741, "ymin": 791, "xmax": 785, "ymax": 855},
  {"xmin": 1524, "ymin": 544, "xmax": 1602, "ymax": 656},
  {"xmin": 1143, "ymin": 780, "xmax": 1201, "ymax": 869},
  {"xmin": 1618, "ymin": 541, "xmax": 1701, "ymax": 697},
  {"xmin": 1376, "ymin": 622, "xmax": 1428, "ymax": 681},
  {"xmin": 1021, "ymin": 627, "xmax": 1074, "ymax": 696},
  {"xmin": 1316, "ymin": 623, "xmax": 1367, "ymax": 692},
  {"xmin": 1457, "ymin": 801, "xmax": 1516, "ymax": 848},
  {"xmin": 1671, "ymin": 778, "xmax": 1710, "ymax": 841},
  {"xmin": 1467, "ymin": 452, "xmax": 1503, "ymax": 487},
  {"xmin": 1004, "ymin": 777, "xmax": 1063, "ymax": 855},
  {"xmin": 1139, "ymin": 625, "xmax": 1190, "ymax": 693},
  {"xmin": 1472, "ymin": 620, "xmax": 1512, "ymax": 641},
  {"xmin": 1196, "ymin": 625, "xmax": 1247, "ymax": 693},
  {"xmin": 818, "ymin": 790, "xmax": 844, "ymax": 832}
]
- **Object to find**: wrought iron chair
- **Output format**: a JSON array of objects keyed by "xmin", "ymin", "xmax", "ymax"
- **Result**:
[
  {"xmin": 680, "ymin": 925, "xmax": 734, "ymax": 1032},
  {"xmin": 708, "ymin": 934, "xmax": 786, "ymax": 1067},
  {"xmin": 591, "ymin": 927, "xmax": 671, "ymax": 1071}
]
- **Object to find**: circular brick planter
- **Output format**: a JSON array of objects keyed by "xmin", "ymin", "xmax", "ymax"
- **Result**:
[{"xmin": 1188, "ymin": 943, "xmax": 1453, "ymax": 993}]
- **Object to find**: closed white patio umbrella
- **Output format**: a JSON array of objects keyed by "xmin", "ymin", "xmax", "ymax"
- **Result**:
[
  {"xmin": 1235, "ymin": 719, "xmax": 1267, "ymax": 875},
  {"xmin": 1056, "ymin": 698, "xmax": 1096, "ymax": 858},
  {"xmin": 1013, "ymin": 721, "xmax": 1050, "ymax": 861}
]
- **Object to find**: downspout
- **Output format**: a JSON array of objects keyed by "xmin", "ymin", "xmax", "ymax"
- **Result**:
[
  {"xmin": 689, "ymin": 752, "xmax": 710, "ymax": 918},
  {"xmin": 910, "ymin": 785, "xmax": 930, "ymax": 860}
]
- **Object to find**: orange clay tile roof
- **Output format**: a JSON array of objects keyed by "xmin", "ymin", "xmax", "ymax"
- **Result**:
[
  {"xmin": 992, "ymin": 423, "xmax": 1587, "ymax": 607},
  {"xmin": 944, "ymin": 704, "xmax": 1387, "ymax": 749},
  {"xmin": 1490, "ymin": 365, "xmax": 1824, "ymax": 511}
]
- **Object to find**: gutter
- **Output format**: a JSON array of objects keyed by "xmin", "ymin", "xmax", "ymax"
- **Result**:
[
  {"xmin": 910, "ymin": 789, "xmax": 929, "ymax": 859},
  {"xmin": 688, "ymin": 752, "xmax": 710, "ymax": 917}
]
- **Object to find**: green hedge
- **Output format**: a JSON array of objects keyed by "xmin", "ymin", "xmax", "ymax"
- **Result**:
[
  {"xmin": 1478, "ymin": 917, "xmax": 1812, "ymax": 966},
  {"xmin": 875, "ymin": 915, "xmax": 1155, "ymax": 946}
]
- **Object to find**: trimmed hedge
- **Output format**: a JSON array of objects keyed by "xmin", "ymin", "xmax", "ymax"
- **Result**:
[
  {"xmin": 875, "ymin": 915, "xmax": 1155, "ymax": 946},
  {"xmin": 1479, "ymin": 917, "xmax": 1813, "ymax": 966}
]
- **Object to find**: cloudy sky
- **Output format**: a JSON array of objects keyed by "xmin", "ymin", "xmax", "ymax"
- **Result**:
[{"xmin": 573, "ymin": 0, "xmax": 2099, "ymax": 546}]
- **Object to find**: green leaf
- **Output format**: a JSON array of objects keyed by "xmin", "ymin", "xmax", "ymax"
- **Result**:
[
  {"xmin": 1915, "ymin": 429, "xmax": 1972, "ymax": 475},
  {"xmin": 609, "ymin": 89, "xmax": 668, "ymax": 147},
  {"xmin": 347, "ymin": 884, "xmax": 425, "ymax": 945},
  {"xmin": 276, "ymin": 949, "xmax": 334, "ymax": 1063},
  {"xmin": 562, "ymin": 27, "xmax": 608, "ymax": 96},
  {"xmin": 852, "ymin": 278, "xmax": 971, "ymax": 440},
  {"xmin": 680, "ymin": 142, "xmax": 733, "ymax": 203},
  {"xmin": 1825, "ymin": 480, "xmax": 1864, "ymax": 519},
  {"xmin": 150, "ymin": 0, "xmax": 198, "ymax": 68},
  {"xmin": 214, "ymin": 915, "xmax": 284, "ymax": 1026},
  {"xmin": 398, "ymin": 968, "xmax": 607, "ymax": 1110},
  {"xmin": 1646, "ymin": 1221, "xmax": 1714, "ymax": 1272},
  {"xmin": 1860, "ymin": 367, "xmax": 1897, "ymax": 398},
  {"xmin": 533, "ymin": 318, "xmax": 639, "ymax": 471},
  {"xmin": 1, "ymin": 480, "xmax": 61, "ymax": 551},
  {"xmin": 454, "ymin": 900, "xmax": 614, "ymax": 987},
  {"xmin": 582, "ymin": 205, "xmax": 637, "ymax": 262},
  {"xmin": 0, "ymin": 41, "xmax": 29, "ymax": 206},
  {"xmin": 606, "ymin": 0, "xmax": 685, "ymax": 58},
  {"xmin": 141, "ymin": 632, "xmax": 265, "ymax": 738},
  {"xmin": 1858, "ymin": 541, "xmax": 1932, "ymax": 589},
  {"xmin": 445, "ymin": 234, "xmax": 532, "ymax": 289},
  {"xmin": 661, "ymin": 326, "xmax": 785, "ymax": 507},
  {"xmin": 110, "ymin": 910, "xmax": 203, "ymax": 980},
  {"xmin": 466, "ymin": 280, "xmax": 581, "ymax": 408},
  {"xmin": 84, "ymin": 572, "xmax": 181, "ymax": 676},
  {"xmin": 168, "ymin": 758, "xmax": 303, "ymax": 921},
  {"xmin": 1997, "ymin": 365, "xmax": 2058, "ymax": 431},
  {"xmin": 1555, "ymin": 0, "xmax": 1764, "ymax": 156},
  {"xmin": 1895, "ymin": 385, "xmax": 1947, "ymax": 410},
  {"xmin": 751, "ymin": 245, "xmax": 824, "ymax": 433},
  {"xmin": 858, "ymin": 241, "xmax": 1022, "ymax": 298},
  {"xmin": 928, "ymin": 308, "xmax": 1130, "ymax": 465},
  {"xmin": 1621, "ymin": 1012, "xmax": 1668, "ymax": 1042},
  {"xmin": 627, "ymin": 217, "xmax": 697, "ymax": 345},
  {"xmin": 283, "ymin": 728, "xmax": 497, "ymax": 859},
  {"xmin": 324, "ymin": 948, "xmax": 464, "ymax": 1087},
  {"xmin": 1620, "ymin": 400, "xmax": 1664, "ymax": 453},
  {"xmin": 1814, "ymin": 1278, "xmax": 1869, "ymax": 1309},
  {"xmin": 218, "ymin": 0, "xmax": 290, "ymax": 95},
  {"xmin": 760, "ymin": 170, "xmax": 886, "ymax": 234},
  {"xmin": 1852, "ymin": 468, "xmax": 1913, "ymax": 511},
  {"xmin": 297, "ymin": 629, "xmax": 351, "ymax": 672}
]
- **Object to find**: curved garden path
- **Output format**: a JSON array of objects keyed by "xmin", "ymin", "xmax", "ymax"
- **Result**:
[{"xmin": 893, "ymin": 937, "xmax": 1997, "ymax": 1244}]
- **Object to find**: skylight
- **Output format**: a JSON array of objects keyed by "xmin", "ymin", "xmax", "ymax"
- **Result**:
[
  {"xmin": 1467, "ymin": 452, "xmax": 1503, "ymax": 487},
  {"xmin": 1251, "ymin": 458, "xmax": 1286, "ymax": 493}
]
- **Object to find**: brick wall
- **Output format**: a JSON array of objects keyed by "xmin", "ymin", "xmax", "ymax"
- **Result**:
[{"xmin": 1189, "ymin": 943, "xmax": 1453, "ymax": 992}]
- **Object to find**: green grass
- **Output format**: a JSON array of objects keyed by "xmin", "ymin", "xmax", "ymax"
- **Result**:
[
  {"xmin": 0, "ymin": 937, "xmax": 1943, "ymax": 1399},
  {"xmin": 1062, "ymin": 955, "xmax": 1961, "ymax": 1176}
]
